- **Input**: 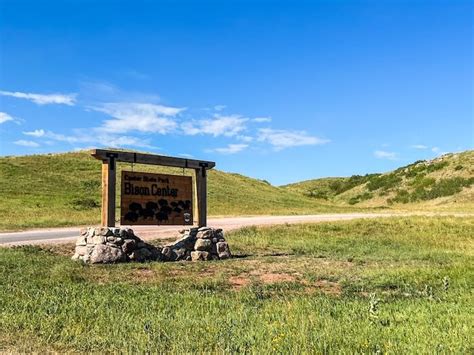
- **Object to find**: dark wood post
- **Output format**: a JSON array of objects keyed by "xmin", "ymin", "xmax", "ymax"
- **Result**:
[
  {"xmin": 195, "ymin": 165, "xmax": 208, "ymax": 227},
  {"xmin": 101, "ymin": 153, "xmax": 117, "ymax": 227}
]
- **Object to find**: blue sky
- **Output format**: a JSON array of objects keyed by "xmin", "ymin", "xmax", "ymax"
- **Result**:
[{"xmin": 0, "ymin": 0, "xmax": 472, "ymax": 185}]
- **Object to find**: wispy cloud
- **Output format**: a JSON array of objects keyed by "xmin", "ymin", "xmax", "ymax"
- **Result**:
[
  {"xmin": 253, "ymin": 117, "xmax": 272, "ymax": 123},
  {"xmin": 0, "ymin": 90, "xmax": 77, "ymax": 105},
  {"xmin": 210, "ymin": 143, "xmax": 249, "ymax": 154},
  {"xmin": 213, "ymin": 105, "xmax": 226, "ymax": 111},
  {"xmin": 23, "ymin": 129, "xmax": 46, "ymax": 137},
  {"xmin": 181, "ymin": 114, "xmax": 248, "ymax": 137},
  {"xmin": 92, "ymin": 102, "xmax": 184, "ymax": 134},
  {"xmin": 374, "ymin": 150, "xmax": 398, "ymax": 160},
  {"xmin": 411, "ymin": 144, "xmax": 428, "ymax": 150},
  {"xmin": 14, "ymin": 139, "xmax": 40, "ymax": 147},
  {"xmin": 0, "ymin": 112, "xmax": 14, "ymax": 124},
  {"xmin": 23, "ymin": 129, "xmax": 155, "ymax": 149},
  {"xmin": 257, "ymin": 128, "xmax": 329, "ymax": 150}
]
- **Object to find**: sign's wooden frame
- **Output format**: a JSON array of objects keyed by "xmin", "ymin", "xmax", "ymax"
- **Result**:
[{"xmin": 91, "ymin": 149, "xmax": 215, "ymax": 227}]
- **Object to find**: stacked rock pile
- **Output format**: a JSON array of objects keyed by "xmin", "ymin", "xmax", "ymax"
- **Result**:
[
  {"xmin": 72, "ymin": 227, "xmax": 160, "ymax": 263},
  {"xmin": 72, "ymin": 226, "xmax": 231, "ymax": 264},
  {"xmin": 162, "ymin": 226, "xmax": 231, "ymax": 262}
]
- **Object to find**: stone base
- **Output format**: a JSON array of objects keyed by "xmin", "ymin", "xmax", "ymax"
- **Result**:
[{"xmin": 72, "ymin": 226, "xmax": 231, "ymax": 264}]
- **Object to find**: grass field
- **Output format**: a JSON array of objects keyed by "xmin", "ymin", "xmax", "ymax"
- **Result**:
[
  {"xmin": 0, "ymin": 151, "xmax": 358, "ymax": 231},
  {"xmin": 1, "ymin": 217, "xmax": 472, "ymax": 352}
]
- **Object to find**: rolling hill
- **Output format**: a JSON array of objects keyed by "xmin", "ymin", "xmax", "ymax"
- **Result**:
[
  {"xmin": 1, "ymin": 150, "xmax": 472, "ymax": 231},
  {"xmin": 284, "ymin": 150, "xmax": 474, "ymax": 210},
  {"xmin": 0, "ymin": 151, "xmax": 355, "ymax": 231}
]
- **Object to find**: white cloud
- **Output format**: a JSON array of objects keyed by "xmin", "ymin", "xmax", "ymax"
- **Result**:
[
  {"xmin": 23, "ymin": 129, "xmax": 46, "ymax": 137},
  {"xmin": 92, "ymin": 102, "xmax": 184, "ymax": 134},
  {"xmin": 211, "ymin": 143, "xmax": 249, "ymax": 154},
  {"xmin": 0, "ymin": 112, "xmax": 14, "ymax": 124},
  {"xmin": 431, "ymin": 147, "xmax": 440, "ymax": 153},
  {"xmin": 411, "ymin": 144, "xmax": 428, "ymax": 150},
  {"xmin": 26, "ymin": 129, "xmax": 155, "ymax": 149},
  {"xmin": 181, "ymin": 114, "xmax": 248, "ymax": 137},
  {"xmin": 253, "ymin": 117, "xmax": 272, "ymax": 123},
  {"xmin": 214, "ymin": 105, "xmax": 226, "ymax": 111},
  {"xmin": 0, "ymin": 90, "xmax": 76, "ymax": 105},
  {"xmin": 257, "ymin": 128, "xmax": 329, "ymax": 150},
  {"xmin": 374, "ymin": 150, "xmax": 398, "ymax": 160},
  {"xmin": 237, "ymin": 135, "xmax": 253, "ymax": 143},
  {"xmin": 14, "ymin": 140, "xmax": 40, "ymax": 147}
]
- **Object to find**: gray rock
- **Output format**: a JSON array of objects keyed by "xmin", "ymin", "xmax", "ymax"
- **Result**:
[
  {"xmin": 150, "ymin": 247, "xmax": 162, "ymax": 261},
  {"xmin": 90, "ymin": 244, "xmax": 125, "ymax": 264},
  {"xmin": 93, "ymin": 235, "xmax": 106, "ymax": 245},
  {"xmin": 195, "ymin": 238, "xmax": 212, "ymax": 251},
  {"xmin": 136, "ymin": 241, "xmax": 146, "ymax": 249},
  {"xmin": 80, "ymin": 228, "xmax": 88, "ymax": 236},
  {"xmin": 130, "ymin": 248, "xmax": 152, "ymax": 262},
  {"xmin": 168, "ymin": 234, "xmax": 196, "ymax": 251},
  {"xmin": 191, "ymin": 251, "xmax": 210, "ymax": 261},
  {"xmin": 99, "ymin": 227, "xmax": 113, "ymax": 236},
  {"xmin": 215, "ymin": 230, "xmax": 224, "ymax": 239},
  {"xmin": 162, "ymin": 246, "xmax": 178, "ymax": 261},
  {"xmin": 76, "ymin": 235, "xmax": 87, "ymax": 246},
  {"xmin": 106, "ymin": 236, "xmax": 116, "ymax": 243},
  {"xmin": 71, "ymin": 253, "xmax": 80, "ymax": 261},
  {"xmin": 86, "ymin": 228, "xmax": 95, "ymax": 239},
  {"xmin": 174, "ymin": 247, "xmax": 187, "ymax": 260},
  {"xmin": 122, "ymin": 239, "xmax": 136, "ymax": 253},
  {"xmin": 75, "ymin": 245, "xmax": 87, "ymax": 256},
  {"xmin": 216, "ymin": 242, "xmax": 231, "ymax": 259},
  {"xmin": 196, "ymin": 230, "xmax": 213, "ymax": 239}
]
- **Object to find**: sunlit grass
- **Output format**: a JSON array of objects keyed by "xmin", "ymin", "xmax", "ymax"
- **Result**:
[{"xmin": 0, "ymin": 217, "xmax": 472, "ymax": 352}]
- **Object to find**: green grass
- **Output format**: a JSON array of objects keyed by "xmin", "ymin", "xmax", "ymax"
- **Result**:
[
  {"xmin": 1, "ymin": 217, "xmax": 472, "ymax": 352},
  {"xmin": 285, "ymin": 150, "xmax": 474, "ymax": 209},
  {"xmin": 0, "ymin": 151, "xmax": 357, "ymax": 231}
]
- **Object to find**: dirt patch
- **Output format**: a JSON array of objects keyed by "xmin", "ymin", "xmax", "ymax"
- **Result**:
[
  {"xmin": 229, "ymin": 276, "xmax": 251, "ymax": 289},
  {"xmin": 259, "ymin": 273, "xmax": 296, "ymax": 284},
  {"xmin": 39, "ymin": 243, "xmax": 75, "ymax": 256}
]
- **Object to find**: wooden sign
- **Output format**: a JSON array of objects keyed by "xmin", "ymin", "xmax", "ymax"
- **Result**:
[{"xmin": 120, "ymin": 171, "xmax": 193, "ymax": 225}]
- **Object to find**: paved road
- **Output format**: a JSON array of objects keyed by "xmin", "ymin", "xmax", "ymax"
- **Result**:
[{"xmin": 0, "ymin": 212, "xmax": 470, "ymax": 246}]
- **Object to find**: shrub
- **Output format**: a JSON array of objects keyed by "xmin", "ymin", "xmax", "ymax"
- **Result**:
[
  {"xmin": 367, "ymin": 173, "xmax": 402, "ymax": 192},
  {"xmin": 348, "ymin": 192, "xmax": 373, "ymax": 205},
  {"xmin": 389, "ymin": 190, "xmax": 410, "ymax": 204}
]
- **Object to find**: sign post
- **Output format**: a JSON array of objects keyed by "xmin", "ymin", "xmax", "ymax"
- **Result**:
[{"xmin": 91, "ymin": 149, "xmax": 215, "ymax": 227}]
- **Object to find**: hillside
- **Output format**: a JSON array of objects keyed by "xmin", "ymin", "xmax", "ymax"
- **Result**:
[
  {"xmin": 0, "ymin": 151, "xmax": 356, "ymax": 231},
  {"xmin": 284, "ymin": 150, "xmax": 474, "ymax": 210}
]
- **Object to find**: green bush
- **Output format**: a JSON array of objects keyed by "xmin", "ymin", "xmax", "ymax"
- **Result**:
[
  {"xmin": 329, "ymin": 174, "xmax": 379, "ymax": 195},
  {"xmin": 367, "ymin": 173, "xmax": 402, "ymax": 192},
  {"xmin": 348, "ymin": 192, "xmax": 373, "ymax": 205}
]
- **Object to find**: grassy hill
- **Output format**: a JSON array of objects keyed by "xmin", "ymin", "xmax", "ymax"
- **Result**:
[
  {"xmin": 0, "ymin": 151, "xmax": 356, "ymax": 231},
  {"xmin": 284, "ymin": 150, "xmax": 474, "ymax": 210}
]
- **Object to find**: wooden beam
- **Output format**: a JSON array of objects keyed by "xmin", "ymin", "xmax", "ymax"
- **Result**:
[
  {"xmin": 91, "ymin": 149, "xmax": 215, "ymax": 170},
  {"xmin": 101, "ymin": 159, "xmax": 116, "ymax": 227},
  {"xmin": 195, "ymin": 167, "xmax": 208, "ymax": 227}
]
